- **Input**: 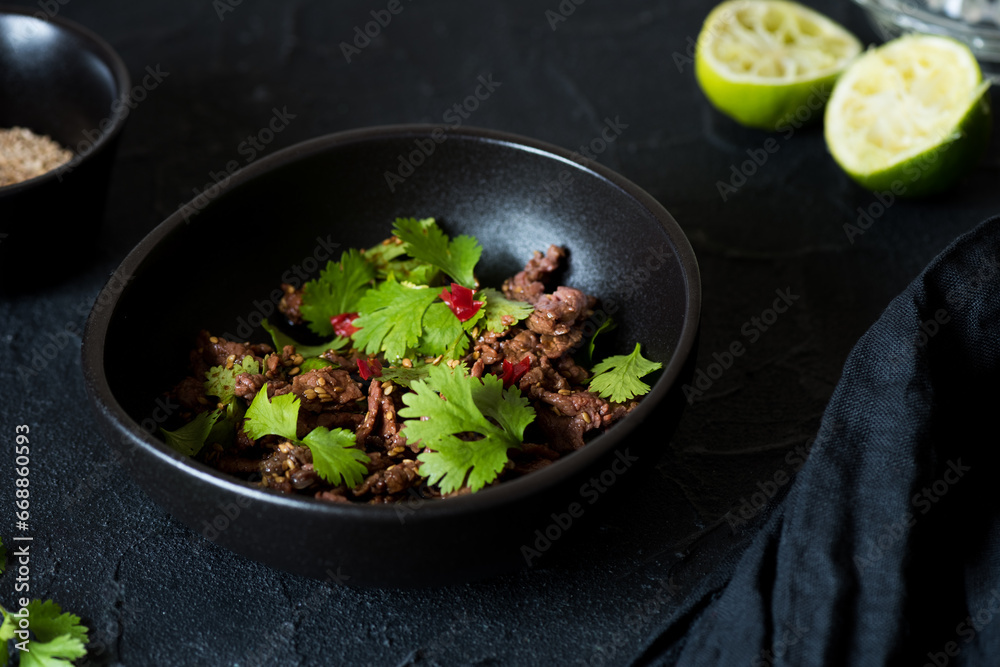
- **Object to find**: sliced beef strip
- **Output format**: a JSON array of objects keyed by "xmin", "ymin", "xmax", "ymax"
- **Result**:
[
  {"xmin": 527, "ymin": 286, "xmax": 593, "ymax": 336},
  {"xmin": 172, "ymin": 376, "xmax": 209, "ymax": 411},
  {"xmin": 260, "ymin": 441, "xmax": 317, "ymax": 493},
  {"xmin": 502, "ymin": 245, "xmax": 566, "ymax": 304},
  {"xmin": 352, "ymin": 459, "xmax": 423, "ymax": 498},
  {"xmin": 290, "ymin": 368, "xmax": 364, "ymax": 411}
]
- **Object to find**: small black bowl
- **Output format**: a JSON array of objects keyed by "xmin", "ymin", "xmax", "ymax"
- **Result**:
[
  {"xmin": 82, "ymin": 125, "xmax": 701, "ymax": 586},
  {"xmin": 0, "ymin": 7, "xmax": 130, "ymax": 291}
]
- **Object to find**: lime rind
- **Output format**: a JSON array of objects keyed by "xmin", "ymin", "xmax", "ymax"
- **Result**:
[
  {"xmin": 825, "ymin": 34, "xmax": 992, "ymax": 197},
  {"xmin": 695, "ymin": 0, "xmax": 862, "ymax": 130}
]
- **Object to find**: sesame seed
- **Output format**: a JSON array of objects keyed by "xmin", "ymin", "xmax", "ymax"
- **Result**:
[
  {"xmin": 447, "ymin": 359, "xmax": 460, "ymax": 369},
  {"xmin": 197, "ymin": 396, "xmax": 209, "ymax": 405},
  {"xmin": 402, "ymin": 358, "xmax": 413, "ymax": 368},
  {"xmin": 289, "ymin": 366, "xmax": 300, "ymax": 375},
  {"xmin": 317, "ymin": 377, "xmax": 326, "ymax": 386},
  {"xmin": 333, "ymin": 386, "xmax": 344, "ymax": 393},
  {"xmin": 209, "ymin": 336, "xmax": 219, "ymax": 344},
  {"xmin": 384, "ymin": 384, "xmax": 394, "ymax": 396},
  {"xmin": 581, "ymin": 412, "xmax": 592, "ymax": 424},
  {"xmin": 558, "ymin": 389, "xmax": 572, "ymax": 395}
]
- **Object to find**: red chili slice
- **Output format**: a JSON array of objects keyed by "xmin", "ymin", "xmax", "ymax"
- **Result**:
[
  {"xmin": 439, "ymin": 283, "xmax": 484, "ymax": 323},
  {"xmin": 330, "ymin": 312, "xmax": 360, "ymax": 337},
  {"xmin": 497, "ymin": 356, "xmax": 532, "ymax": 389},
  {"xmin": 357, "ymin": 358, "xmax": 382, "ymax": 380}
]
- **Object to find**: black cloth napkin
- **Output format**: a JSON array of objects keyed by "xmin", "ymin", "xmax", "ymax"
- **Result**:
[{"xmin": 634, "ymin": 215, "xmax": 1000, "ymax": 666}]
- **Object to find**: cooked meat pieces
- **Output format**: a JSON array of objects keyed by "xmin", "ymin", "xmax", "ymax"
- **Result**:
[
  {"xmin": 502, "ymin": 245, "xmax": 566, "ymax": 304},
  {"xmin": 290, "ymin": 368, "xmax": 364, "ymax": 410},
  {"xmin": 190, "ymin": 330, "xmax": 273, "ymax": 378},
  {"xmin": 278, "ymin": 283, "xmax": 304, "ymax": 324},
  {"xmin": 527, "ymin": 286, "xmax": 593, "ymax": 336}
]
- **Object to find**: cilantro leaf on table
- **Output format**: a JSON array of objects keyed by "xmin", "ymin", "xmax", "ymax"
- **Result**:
[
  {"xmin": 401, "ymin": 365, "xmax": 534, "ymax": 493},
  {"xmin": 161, "ymin": 409, "xmax": 222, "ymax": 457},
  {"xmin": 478, "ymin": 288, "xmax": 533, "ymax": 333},
  {"xmin": 352, "ymin": 277, "xmax": 441, "ymax": 362},
  {"xmin": 243, "ymin": 385, "xmax": 370, "ymax": 485},
  {"xmin": 393, "ymin": 218, "xmax": 481, "ymax": 289},
  {"xmin": 588, "ymin": 343, "xmax": 662, "ymax": 403},
  {"xmin": 301, "ymin": 427, "xmax": 369, "ymax": 487},
  {"xmin": 243, "ymin": 387, "xmax": 299, "ymax": 441},
  {"xmin": 0, "ymin": 599, "xmax": 89, "ymax": 667},
  {"xmin": 299, "ymin": 249, "xmax": 375, "ymax": 336},
  {"xmin": 261, "ymin": 319, "xmax": 347, "ymax": 357}
]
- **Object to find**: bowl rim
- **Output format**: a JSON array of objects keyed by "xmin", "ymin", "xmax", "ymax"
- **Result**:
[
  {"xmin": 82, "ymin": 123, "xmax": 702, "ymax": 524},
  {"xmin": 0, "ymin": 5, "xmax": 132, "ymax": 194}
]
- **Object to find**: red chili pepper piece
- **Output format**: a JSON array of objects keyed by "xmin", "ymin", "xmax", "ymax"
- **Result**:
[
  {"xmin": 497, "ymin": 356, "xmax": 532, "ymax": 389},
  {"xmin": 330, "ymin": 312, "xmax": 360, "ymax": 337},
  {"xmin": 357, "ymin": 358, "xmax": 382, "ymax": 380},
  {"xmin": 439, "ymin": 283, "xmax": 484, "ymax": 323}
]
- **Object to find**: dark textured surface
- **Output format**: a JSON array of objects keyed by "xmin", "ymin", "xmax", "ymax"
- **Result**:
[{"xmin": 0, "ymin": 0, "xmax": 998, "ymax": 665}]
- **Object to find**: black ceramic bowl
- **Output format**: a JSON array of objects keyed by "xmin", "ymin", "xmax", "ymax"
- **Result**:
[
  {"xmin": 0, "ymin": 7, "xmax": 130, "ymax": 290},
  {"xmin": 82, "ymin": 125, "xmax": 701, "ymax": 586}
]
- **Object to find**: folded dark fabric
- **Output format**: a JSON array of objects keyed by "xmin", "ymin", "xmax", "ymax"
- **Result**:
[{"xmin": 633, "ymin": 215, "xmax": 1000, "ymax": 666}]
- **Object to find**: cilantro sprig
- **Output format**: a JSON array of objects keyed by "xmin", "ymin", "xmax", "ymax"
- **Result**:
[
  {"xmin": 299, "ymin": 249, "xmax": 375, "ymax": 336},
  {"xmin": 1, "ymin": 600, "xmax": 89, "ymax": 667},
  {"xmin": 400, "ymin": 365, "xmax": 535, "ymax": 493},
  {"xmin": 161, "ymin": 409, "xmax": 221, "ymax": 457},
  {"xmin": 588, "ymin": 343, "xmax": 662, "ymax": 403},
  {"xmin": 352, "ymin": 277, "xmax": 441, "ymax": 362},
  {"xmin": 393, "ymin": 217, "xmax": 482, "ymax": 289},
  {"xmin": 243, "ymin": 385, "xmax": 370, "ymax": 487}
]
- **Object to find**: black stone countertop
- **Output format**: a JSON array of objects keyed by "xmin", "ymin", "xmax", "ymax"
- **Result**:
[{"xmin": 2, "ymin": 0, "xmax": 998, "ymax": 665}]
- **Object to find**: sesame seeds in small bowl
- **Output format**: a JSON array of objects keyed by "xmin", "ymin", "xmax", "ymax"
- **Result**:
[{"xmin": 0, "ymin": 8, "xmax": 130, "ymax": 291}]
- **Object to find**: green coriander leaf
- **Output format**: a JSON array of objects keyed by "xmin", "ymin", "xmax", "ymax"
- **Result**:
[
  {"xmin": 471, "ymin": 373, "xmax": 536, "ymax": 442},
  {"xmin": 478, "ymin": 288, "xmax": 533, "ymax": 333},
  {"xmin": 0, "ymin": 535, "xmax": 5, "ymax": 576},
  {"xmin": 0, "ymin": 599, "xmax": 91, "ymax": 667},
  {"xmin": 401, "ymin": 365, "xmax": 533, "ymax": 493},
  {"xmin": 243, "ymin": 385, "xmax": 299, "ymax": 442},
  {"xmin": 299, "ymin": 249, "xmax": 375, "ymax": 336},
  {"xmin": 393, "ymin": 218, "xmax": 481, "ymax": 289},
  {"xmin": 204, "ymin": 357, "xmax": 259, "ymax": 404},
  {"xmin": 418, "ymin": 302, "xmax": 471, "ymax": 359},
  {"xmin": 300, "ymin": 427, "xmax": 370, "ymax": 487},
  {"xmin": 20, "ymin": 634, "xmax": 87, "ymax": 667},
  {"xmin": 261, "ymin": 319, "xmax": 347, "ymax": 357},
  {"xmin": 352, "ymin": 277, "xmax": 440, "ymax": 362},
  {"xmin": 586, "ymin": 317, "xmax": 617, "ymax": 364},
  {"xmin": 588, "ymin": 343, "xmax": 662, "ymax": 403},
  {"xmin": 365, "ymin": 237, "xmax": 441, "ymax": 285},
  {"xmin": 0, "ymin": 606, "xmax": 14, "ymax": 667},
  {"xmin": 25, "ymin": 601, "xmax": 88, "ymax": 644},
  {"xmin": 161, "ymin": 409, "xmax": 222, "ymax": 457},
  {"xmin": 379, "ymin": 364, "xmax": 430, "ymax": 388},
  {"xmin": 299, "ymin": 357, "xmax": 336, "ymax": 373}
]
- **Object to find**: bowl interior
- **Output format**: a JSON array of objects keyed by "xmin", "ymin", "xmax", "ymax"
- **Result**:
[
  {"xmin": 0, "ymin": 10, "xmax": 123, "ymax": 150},
  {"xmin": 102, "ymin": 129, "xmax": 693, "ymax": 492}
]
